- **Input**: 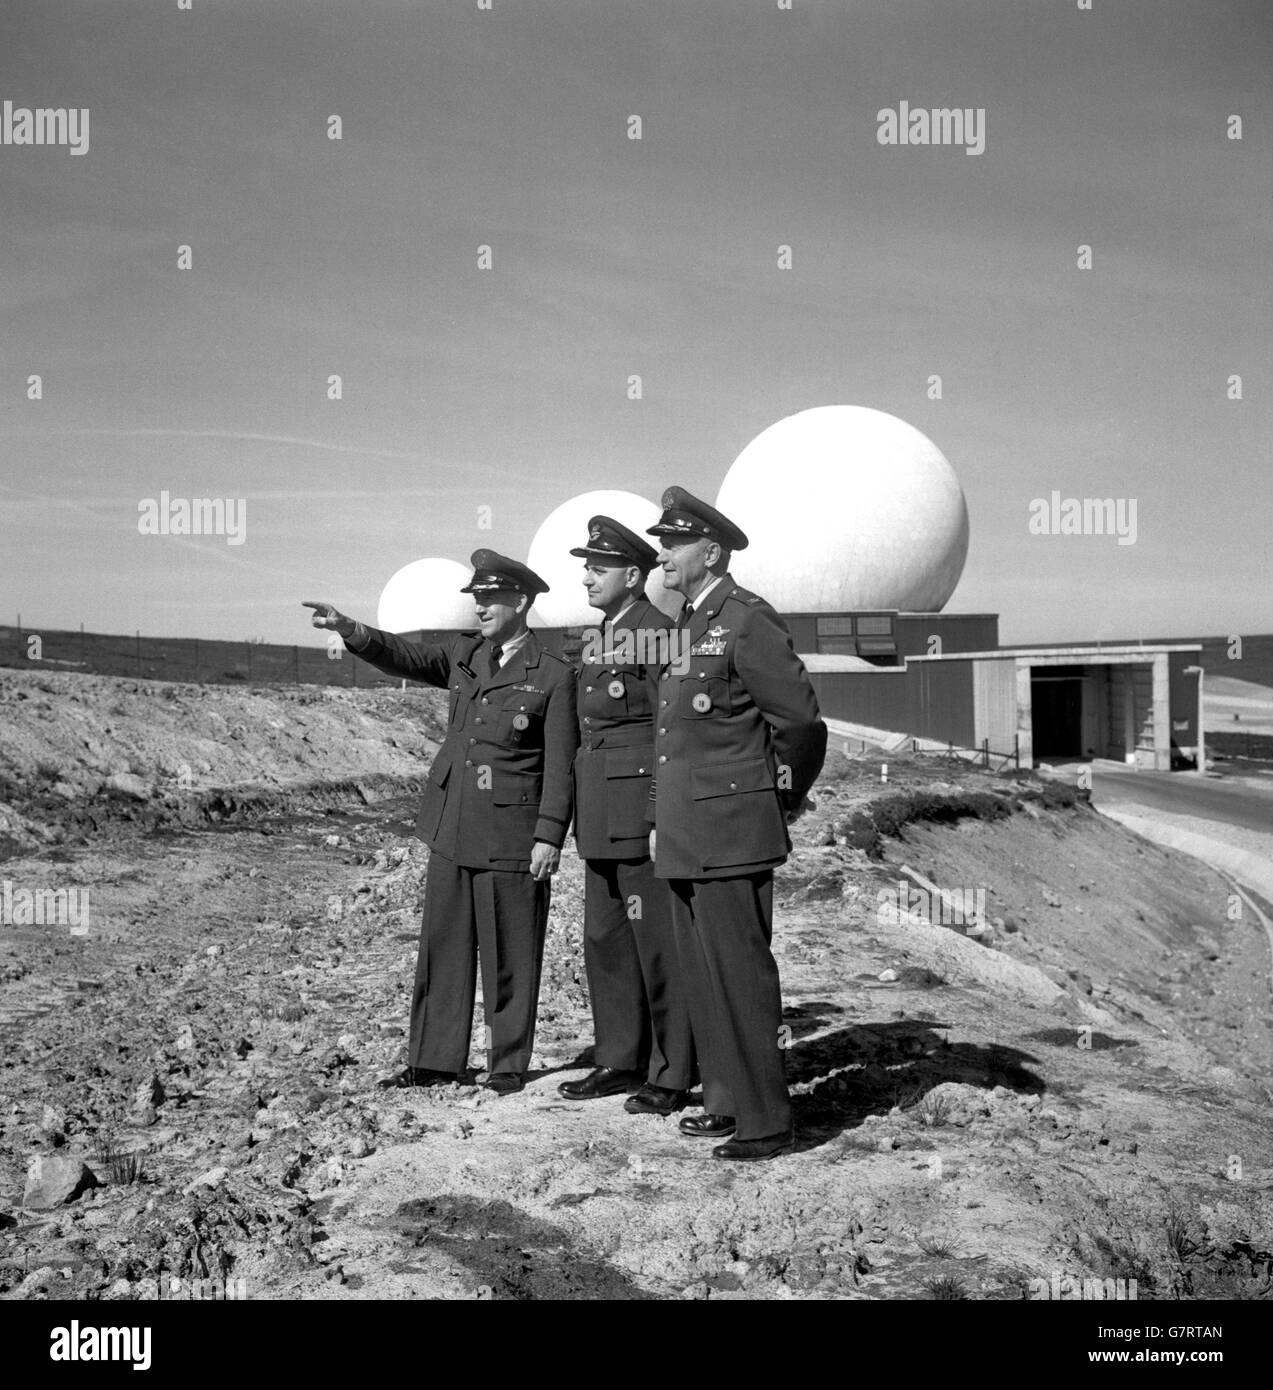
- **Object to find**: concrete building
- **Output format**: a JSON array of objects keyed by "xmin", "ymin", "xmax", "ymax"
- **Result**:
[
  {"xmin": 796, "ymin": 611, "xmax": 1201, "ymax": 770},
  {"xmin": 518, "ymin": 608, "xmax": 1202, "ymax": 771}
]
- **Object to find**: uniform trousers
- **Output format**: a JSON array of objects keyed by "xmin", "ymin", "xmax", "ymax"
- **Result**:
[
  {"xmin": 408, "ymin": 851, "xmax": 549, "ymax": 1075},
  {"xmin": 667, "ymin": 871, "xmax": 791, "ymax": 1140},
  {"xmin": 583, "ymin": 858, "xmax": 695, "ymax": 1090}
]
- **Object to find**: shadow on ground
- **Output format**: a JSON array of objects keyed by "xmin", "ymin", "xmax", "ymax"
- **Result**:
[
  {"xmin": 782, "ymin": 1007, "xmax": 1047, "ymax": 1144},
  {"xmin": 387, "ymin": 1195, "xmax": 656, "ymax": 1299}
]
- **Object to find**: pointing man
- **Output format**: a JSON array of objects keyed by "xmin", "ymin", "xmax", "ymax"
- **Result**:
[
  {"xmin": 646, "ymin": 487, "xmax": 826, "ymax": 1160},
  {"xmin": 558, "ymin": 517, "xmax": 696, "ymax": 1115},
  {"xmin": 303, "ymin": 550, "xmax": 578, "ymax": 1095}
]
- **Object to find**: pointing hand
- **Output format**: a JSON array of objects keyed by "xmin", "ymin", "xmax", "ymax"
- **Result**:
[{"xmin": 302, "ymin": 600, "xmax": 355, "ymax": 639}]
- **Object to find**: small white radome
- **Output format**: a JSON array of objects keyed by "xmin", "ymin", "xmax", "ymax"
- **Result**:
[{"xmin": 377, "ymin": 557, "xmax": 475, "ymax": 633}]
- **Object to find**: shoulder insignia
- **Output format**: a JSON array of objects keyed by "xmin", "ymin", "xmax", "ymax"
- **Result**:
[
  {"xmin": 727, "ymin": 586, "xmax": 763, "ymax": 606},
  {"xmin": 541, "ymin": 649, "xmax": 571, "ymax": 667}
]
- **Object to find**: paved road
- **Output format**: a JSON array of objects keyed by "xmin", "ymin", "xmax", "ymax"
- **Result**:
[{"xmin": 1089, "ymin": 765, "xmax": 1273, "ymax": 835}]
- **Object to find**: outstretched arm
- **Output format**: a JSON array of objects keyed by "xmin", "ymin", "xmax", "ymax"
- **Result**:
[{"xmin": 302, "ymin": 600, "xmax": 453, "ymax": 688}]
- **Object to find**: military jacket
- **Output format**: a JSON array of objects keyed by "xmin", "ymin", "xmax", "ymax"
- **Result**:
[
  {"xmin": 346, "ymin": 626, "xmax": 578, "ymax": 871},
  {"xmin": 650, "ymin": 575, "xmax": 827, "ymax": 880},
  {"xmin": 572, "ymin": 596, "xmax": 673, "ymax": 860}
]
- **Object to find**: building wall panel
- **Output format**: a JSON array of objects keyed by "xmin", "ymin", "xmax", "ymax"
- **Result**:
[{"xmin": 972, "ymin": 658, "xmax": 1018, "ymax": 752}]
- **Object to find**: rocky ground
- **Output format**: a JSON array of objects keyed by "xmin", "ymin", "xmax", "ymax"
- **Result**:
[{"xmin": 1, "ymin": 667, "xmax": 1272, "ymax": 1301}]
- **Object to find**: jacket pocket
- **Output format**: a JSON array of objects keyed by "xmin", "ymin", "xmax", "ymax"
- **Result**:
[
  {"xmin": 690, "ymin": 757, "xmax": 774, "ymax": 800},
  {"xmin": 492, "ymin": 770, "xmax": 543, "ymax": 806},
  {"xmin": 497, "ymin": 689, "xmax": 547, "ymax": 745},
  {"xmin": 679, "ymin": 657, "xmax": 730, "ymax": 719},
  {"xmin": 415, "ymin": 760, "xmax": 450, "ymax": 842},
  {"xmin": 604, "ymin": 746, "xmax": 654, "ymax": 841},
  {"xmin": 689, "ymin": 757, "xmax": 787, "ymax": 869},
  {"xmin": 490, "ymin": 769, "xmax": 542, "ymax": 860}
]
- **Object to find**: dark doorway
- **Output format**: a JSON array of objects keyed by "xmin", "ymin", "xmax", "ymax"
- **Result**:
[{"xmin": 1032, "ymin": 675, "xmax": 1084, "ymax": 759}]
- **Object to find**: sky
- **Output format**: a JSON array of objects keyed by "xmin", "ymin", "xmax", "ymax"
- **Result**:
[{"xmin": 1, "ymin": 0, "xmax": 1269, "ymax": 647}]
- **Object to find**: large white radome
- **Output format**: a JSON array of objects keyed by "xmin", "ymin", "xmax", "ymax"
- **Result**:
[
  {"xmin": 527, "ymin": 490, "xmax": 678, "ymax": 627},
  {"xmin": 377, "ymin": 558, "xmax": 476, "ymax": 633},
  {"xmin": 716, "ymin": 406, "xmax": 969, "ymax": 612}
]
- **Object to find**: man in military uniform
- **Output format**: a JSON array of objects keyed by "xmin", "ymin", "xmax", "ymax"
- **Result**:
[
  {"xmin": 302, "ymin": 549, "xmax": 578, "ymax": 1095},
  {"xmin": 557, "ymin": 516, "xmax": 695, "ymax": 1115},
  {"xmin": 646, "ymin": 487, "xmax": 826, "ymax": 1160}
]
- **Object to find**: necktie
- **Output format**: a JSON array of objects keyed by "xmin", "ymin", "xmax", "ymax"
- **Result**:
[{"xmin": 489, "ymin": 644, "xmax": 503, "ymax": 676}]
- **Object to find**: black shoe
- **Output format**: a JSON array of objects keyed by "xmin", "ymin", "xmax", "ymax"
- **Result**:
[
  {"xmin": 712, "ymin": 1131, "xmax": 795, "ymax": 1161},
  {"xmin": 482, "ymin": 1072, "xmax": 524, "ymax": 1095},
  {"xmin": 378, "ymin": 1066, "xmax": 456, "ymax": 1090},
  {"xmin": 557, "ymin": 1066, "xmax": 643, "ymax": 1100},
  {"xmin": 624, "ymin": 1084, "xmax": 688, "ymax": 1116},
  {"xmin": 679, "ymin": 1112, "xmax": 736, "ymax": 1138}
]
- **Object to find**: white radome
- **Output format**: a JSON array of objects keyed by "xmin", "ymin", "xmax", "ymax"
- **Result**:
[
  {"xmin": 377, "ymin": 557, "xmax": 476, "ymax": 633},
  {"xmin": 527, "ymin": 490, "xmax": 678, "ymax": 627},
  {"xmin": 716, "ymin": 406, "xmax": 970, "ymax": 612}
]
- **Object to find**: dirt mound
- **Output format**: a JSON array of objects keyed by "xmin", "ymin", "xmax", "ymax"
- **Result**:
[
  {"xmin": 1, "ymin": 675, "xmax": 1271, "ymax": 1301},
  {"xmin": 0, "ymin": 668, "xmax": 444, "ymax": 853}
]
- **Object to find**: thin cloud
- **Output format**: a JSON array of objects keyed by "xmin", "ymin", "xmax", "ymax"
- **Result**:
[{"xmin": 1, "ymin": 427, "xmax": 546, "ymax": 484}]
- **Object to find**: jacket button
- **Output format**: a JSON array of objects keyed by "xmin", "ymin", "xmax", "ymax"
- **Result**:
[
  {"xmin": 658, "ymin": 755, "xmax": 667, "ymax": 764},
  {"xmin": 658, "ymin": 727, "xmax": 666, "ymax": 735},
  {"xmin": 661, "ymin": 672, "xmax": 668, "ymax": 680},
  {"xmin": 661, "ymin": 700, "xmax": 668, "ymax": 707},
  {"xmin": 730, "ymin": 782, "xmax": 738, "ymax": 790},
  {"xmin": 469, "ymin": 737, "xmax": 476, "ymax": 744},
  {"xmin": 585, "ymin": 686, "xmax": 593, "ymax": 693},
  {"xmin": 475, "ymin": 717, "xmax": 483, "ymax": 724},
  {"xmin": 465, "ymin": 760, "xmax": 472, "ymax": 767},
  {"xmin": 698, "ymin": 670, "xmax": 706, "ymax": 678},
  {"xmin": 481, "ymin": 697, "xmax": 489, "ymax": 705}
]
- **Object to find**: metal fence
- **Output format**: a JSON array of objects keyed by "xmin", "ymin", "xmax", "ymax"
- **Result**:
[
  {"xmin": 0, "ymin": 623, "xmax": 406, "ymax": 689},
  {"xmin": 911, "ymin": 737, "xmax": 1022, "ymax": 773}
]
